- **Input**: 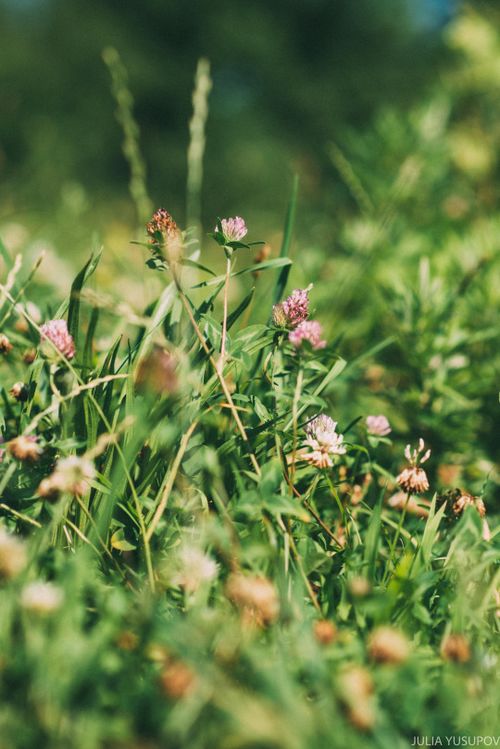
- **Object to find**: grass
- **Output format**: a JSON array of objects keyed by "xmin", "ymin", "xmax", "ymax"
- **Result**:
[
  {"xmin": 0, "ymin": 12, "xmax": 500, "ymax": 746},
  {"xmin": 0, "ymin": 199, "xmax": 498, "ymax": 748}
]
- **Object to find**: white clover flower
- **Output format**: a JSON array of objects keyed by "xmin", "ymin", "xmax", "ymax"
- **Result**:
[
  {"xmin": 366, "ymin": 414, "xmax": 391, "ymax": 437},
  {"xmin": 38, "ymin": 455, "xmax": 96, "ymax": 498},
  {"xmin": 301, "ymin": 415, "xmax": 346, "ymax": 469},
  {"xmin": 21, "ymin": 581, "xmax": 64, "ymax": 615},
  {"xmin": 173, "ymin": 546, "xmax": 218, "ymax": 592}
]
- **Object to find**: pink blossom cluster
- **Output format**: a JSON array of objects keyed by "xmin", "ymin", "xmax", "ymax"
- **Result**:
[
  {"xmin": 273, "ymin": 285, "xmax": 326, "ymax": 351},
  {"xmin": 218, "ymin": 217, "xmax": 248, "ymax": 244},
  {"xmin": 288, "ymin": 320, "xmax": 326, "ymax": 351},
  {"xmin": 366, "ymin": 415, "xmax": 391, "ymax": 437},
  {"xmin": 40, "ymin": 319, "xmax": 75, "ymax": 360}
]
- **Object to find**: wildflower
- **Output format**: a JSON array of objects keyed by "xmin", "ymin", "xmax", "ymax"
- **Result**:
[
  {"xmin": 314, "ymin": 619, "xmax": 337, "ymax": 645},
  {"xmin": 0, "ymin": 528, "xmax": 27, "ymax": 580},
  {"xmin": 160, "ymin": 660, "xmax": 197, "ymax": 700},
  {"xmin": 350, "ymin": 484, "xmax": 364, "ymax": 505},
  {"xmin": 368, "ymin": 626, "xmax": 411, "ymax": 664},
  {"xmin": 40, "ymin": 319, "xmax": 75, "ymax": 360},
  {"xmin": 388, "ymin": 491, "xmax": 430, "ymax": 518},
  {"xmin": 305, "ymin": 414, "xmax": 337, "ymax": 438},
  {"xmin": 226, "ymin": 573, "xmax": 279, "ymax": 626},
  {"xmin": 340, "ymin": 665, "xmax": 373, "ymax": 700},
  {"xmin": 38, "ymin": 455, "xmax": 96, "ymax": 498},
  {"xmin": 146, "ymin": 208, "xmax": 178, "ymax": 244},
  {"xmin": 339, "ymin": 666, "xmax": 376, "ymax": 732},
  {"xmin": 348, "ymin": 702, "xmax": 376, "ymax": 732},
  {"xmin": 348, "ymin": 576, "xmax": 371, "ymax": 598},
  {"xmin": 301, "ymin": 416, "xmax": 346, "ymax": 469},
  {"xmin": 10, "ymin": 382, "xmax": 28, "ymax": 402},
  {"xmin": 23, "ymin": 348, "xmax": 36, "ymax": 364},
  {"xmin": 8, "ymin": 435, "xmax": 43, "ymax": 462},
  {"xmin": 273, "ymin": 287, "xmax": 311, "ymax": 328},
  {"xmin": 440, "ymin": 633, "xmax": 471, "ymax": 664},
  {"xmin": 217, "ymin": 216, "xmax": 247, "ymax": 244},
  {"xmin": 452, "ymin": 491, "xmax": 486, "ymax": 518},
  {"xmin": 136, "ymin": 346, "xmax": 178, "ymax": 396},
  {"xmin": 172, "ymin": 547, "xmax": 218, "ymax": 593},
  {"xmin": 396, "ymin": 438, "xmax": 431, "ymax": 495},
  {"xmin": 0, "ymin": 334, "xmax": 13, "ymax": 354},
  {"xmin": 288, "ymin": 320, "xmax": 326, "ymax": 350},
  {"xmin": 21, "ymin": 581, "xmax": 63, "ymax": 615},
  {"xmin": 366, "ymin": 415, "xmax": 391, "ymax": 437}
]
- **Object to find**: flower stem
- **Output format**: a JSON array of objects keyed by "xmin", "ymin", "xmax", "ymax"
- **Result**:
[
  {"xmin": 176, "ymin": 285, "xmax": 261, "ymax": 476},
  {"xmin": 385, "ymin": 492, "xmax": 411, "ymax": 584},
  {"xmin": 219, "ymin": 254, "xmax": 232, "ymax": 371}
]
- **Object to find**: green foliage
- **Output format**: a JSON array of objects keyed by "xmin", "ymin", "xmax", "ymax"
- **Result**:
[{"xmin": 0, "ymin": 5, "xmax": 500, "ymax": 748}]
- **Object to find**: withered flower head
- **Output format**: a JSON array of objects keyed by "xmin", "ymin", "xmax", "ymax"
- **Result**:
[
  {"xmin": 8, "ymin": 435, "xmax": 43, "ymax": 462},
  {"xmin": 396, "ymin": 438, "xmax": 431, "ymax": 495},
  {"xmin": 226, "ymin": 573, "xmax": 279, "ymax": 626},
  {"xmin": 0, "ymin": 528, "xmax": 27, "ymax": 580},
  {"xmin": 38, "ymin": 455, "xmax": 96, "ymax": 498},
  {"xmin": 339, "ymin": 666, "xmax": 376, "ymax": 732},
  {"xmin": 0, "ymin": 334, "xmax": 13, "ymax": 354},
  {"xmin": 452, "ymin": 491, "xmax": 486, "ymax": 518},
  {"xmin": 314, "ymin": 619, "xmax": 337, "ymax": 645},
  {"xmin": 146, "ymin": 208, "xmax": 178, "ymax": 243},
  {"xmin": 440, "ymin": 633, "xmax": 471, "ymax": 663},
  {"xmin": 160, "ymin": 660, "xmax": 197, "ymax": 700},
  {"xmin": 368, "ymin": 626, "xmax": 411, "ymax": 664},
  {"xmin": 23, "ymin": 349, "xmax": 37, "ymax": 364},
  {"xmin": 10, "ymin": 382, "xmax": 28, "ymax": 402}
]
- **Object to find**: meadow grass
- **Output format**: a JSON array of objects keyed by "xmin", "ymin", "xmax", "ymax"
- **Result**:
[{"xmin": 0, "ymin": 22, "xmax": 499, "ymax": 747}]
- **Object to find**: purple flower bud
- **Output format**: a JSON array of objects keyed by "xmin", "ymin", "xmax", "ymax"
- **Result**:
[
  {"xmin": 288, "ymin": 320, "xmax": 326, "ymax": 350},
  {"xmin": 218, "ymin": 217, "xmax": 247, "ymax": 244}
]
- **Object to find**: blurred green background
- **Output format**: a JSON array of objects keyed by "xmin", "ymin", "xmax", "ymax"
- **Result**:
[{"xmin": 0, "ymin": 0, "xmax": 464, "ymax": 238}]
